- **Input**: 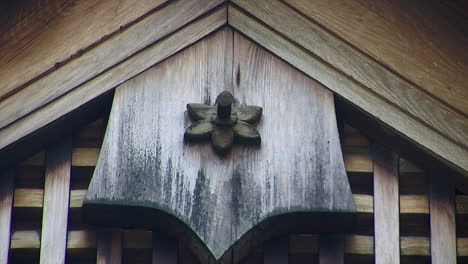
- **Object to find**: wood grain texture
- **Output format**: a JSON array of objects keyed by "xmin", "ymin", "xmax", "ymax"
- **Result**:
[
  {"xmin": 284, "ymin": 0, "xmax": 468, "ymax": 115},
  {"xmin": 0, "ymin": 0, "xmax": 167, "ymax": 100},
  {"xmin": 319, "ymin": 235, "xmax": 344, "ymax": 264},
  {"xmin": 0, "ymin": 6, "xmax": 226, "ymax": 152},
  {"xmin": 232, "ymin": 0, "xmax": 468, "ymax": 151},
  {"xmin": 264, "ymin": 237, "xmax": 288, "ymax": 264},
  {"xmin": 153, "ymin": 235, "xmax": 177, "ymax": 264},
  {"xmin": 228, "ymin": 5, "xmax": 468, "ymax": 177},
  {"xmin": 84, "ymin": 28, "xmax": 354, "ymax": 263},
  {"xmin": 372, "ymin": 145, "xmax": 399, "ymax": 264},
  {"xmin": 11, "ymin": 230, "xmax": 468, "ymax": 256},
  {"xmin": 97, "ymin": 229, "xmax": 122, "ymax": 264},
  {"xmin": 0, "ymin": 169, "xmax": 14, "ymax": 264},
  {"xmin": 40, "ymin": 138, "xmax": 72, "ymax": 264},
  {"xmin": 430, "ymin": 173, "xmax": 457, "ymax": 263},
  {"xmin": 0, "ymin": 0, "xmax": 223, "ymax": 131}
]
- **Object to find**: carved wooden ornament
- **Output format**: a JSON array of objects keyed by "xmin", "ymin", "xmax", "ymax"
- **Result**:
[
  {"xmin": 185, "ymin": 90, "xmax": 262, "ymax": 155},
  {"xmin": 83, "ymin": 30, "xmax": 355, "ymax": 263}
]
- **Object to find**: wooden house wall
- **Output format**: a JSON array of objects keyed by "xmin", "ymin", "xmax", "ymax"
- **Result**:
[{"xmin": 1, "ymin": 116, "xmax": 467, "ymax": 263}]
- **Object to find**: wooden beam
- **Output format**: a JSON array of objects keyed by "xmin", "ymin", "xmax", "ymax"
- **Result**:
[
  {"xmin": 319, "ymin": 235, "xmax": 344, "ymax": 264},
  {"xmin": 0, "ymin": 5, "xmax": 226, "ymax": 155},
  {"xmin": 0, "ymin": 169, "xmax": 14, "ymax": 264},
  {"xmin": 0, "ymin": 0, "xmax": 224, "ymax": 131},
  {"xmin": 10, "ymin": 230, "xmax": 468, "ymax": 256},
  {"xmin": 152, "ymin": 235, "xmax": 177, "ymax": 264},
  {"xmin": 430, "ymin": 172, "xmax": 457, "ymax": 263},
  {"xmin": 231, "ymin": 0, "xmax": 467, "ymax": 150},
  {"xmin": 97, "ymin": 229, "xmax": 122, "ymax": 264},
  {"xmin": 283, "ymin": 0, "xmax": 468, "ymax": 115},
  {"xmin": 264, "ymin": 237, "xmax": 288, "ymax": 264},
  {"xmin": 0, "ymin": 0, "xmax": 169, "ymax": 100},
  {"xmin": 40, "ymin": 138, "xmax": 72, "ymax": 263},
  {"xmin": 372, "ymin": 145, "xmax": 399, "ymax": 264},
  {"xmin": 228, "ymin": 4, "xmax": 468, "ymax": 177}
]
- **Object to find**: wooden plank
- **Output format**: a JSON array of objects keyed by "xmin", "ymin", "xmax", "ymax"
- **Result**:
[
  {"xmin": 264, "ymin": 237, "xmax": 288, "ymax": 264},
  {"xmin": 0, "ymin": 0, "xmax": 223, "ymax": 131},
  {"xmin": 228, "ymin": 5, "xmax": 468, "ymax": 177},
  {"xmin": 40, "ymin": 138, "xmax": 72, "ymax": 263},
  {"xmin": 72, "ymin": 148, "xmax": 100, "ymax": 167},
  {"xmin": 0, "ymin": 0, "xmax": 168, "ymax": 100},
  {"xmin": 97, "ymin": 229, "xmax": 122, "ymax": 264},
  {"xmin": 232, "ymin": 0, "xmax": 468, "ymax": 150},
  {"xmin": 0, "ymin": 169, "xmax": 14, "ymax": 263},
  {"xmin": 430, "ymin": 173, "xmax": 457, "ymax": 263},
  {"xmin": 14, "ymin": 189, "xmax": 85, "ymax": 208},
  {"xmin": 123, "ymin": 230, "xmax": 152, "ymax": 249},
  {"xmin": 284, "ymin": 0, "xmax": 468, "ymax": 115},
  {"xmin": 152, "ymin": 235, "xmax": 177, "ymax": 264},
  {"xmin": 457, "ymin": 195, "xmax": 468, "ymax": 214},
  {"xmin": 0, "ymin": 6, "xmax": 226, "ymax": 153},
  {"xmin": 372, "ymin": 145, "xmax": 399, "ymax": 264},
  {"xmin": 319, "ymin": 235, "xmax": 344, "ymax": 264}
]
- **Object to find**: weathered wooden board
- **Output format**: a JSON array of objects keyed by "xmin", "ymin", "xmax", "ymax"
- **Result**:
[
  {"xmin": 0, "ymin": 169, "xmax": 14, "ymax": 264},
  {"xmin": 0, "ymin": 0, "xmax": 168, "ymax": 100},
  {"xmin": 84, "ymin": 28, "xmax": 354, "ymax": 263},
  {"xmin": 40, "ymin": 138, "xmax": 72, "ymax": 263},
  {"xmin": 372, "ymin": 145, "xmax": 399, "ymax": 264},
  {"xmin": 430, "ymin": 173, "xmax": 457, "ymax": 263},
  {"xmin": 228, "ymin": 4, "xmax": 468, "ymax": 177},
  {"xmin": 0, "ymin": 0, "xmax": 223, "ymax": 131},
  {"xmin": 284, "ymin": 0, "xmax": 468, "ymax": 115},
  {"xmin": 0, "ymin": 6, "xmax": 226, "ymax": 155}
]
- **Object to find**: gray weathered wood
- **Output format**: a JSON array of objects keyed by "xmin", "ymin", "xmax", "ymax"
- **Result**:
[
  {"xmin": 372, "ymin": 145, "xmax": 399, "ymax": 264},
  {"xmin": 430, "ymin": 172, "xmax": 457, "ymax": 263},
  {"xmin": 84, "ymin": 28, "xmax": 354, "ymax": 263},
  {"xmin": 319, "ymin": 234, "xmax": 344, "ymax": 264},
  {"xmin": 0, "ymin": 169, "xmax": 14, "ymax": 264},
  {"xmin": 40, "ymin": 138, "xmax": 72, "ymax": 264},
  {"xmin": 97, "ymin": 229, "xmax": 122, "ymax": 264}
]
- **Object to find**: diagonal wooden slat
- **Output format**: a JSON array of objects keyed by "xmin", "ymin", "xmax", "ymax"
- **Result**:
[
  {"xmin": 0, "ymin": 0, "xmax": 224, "ymax": 131},
  {"xmin": 228, "ymin": 4, "xmax": 468, "ymax": 177},
  {"xmin": 0, "ymin": 5, "xmax": 226, "ymax": 155},
  {"xmin": 40, "ymin": 138, "xmax": 72, "ymax": 263}
]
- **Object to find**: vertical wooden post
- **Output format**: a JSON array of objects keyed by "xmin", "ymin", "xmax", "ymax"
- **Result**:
[
  {"xmin": 430, "ymin": 171, "xmax": 456, "ymax": 263},
  {"xmin": 0, "ymin": 169, "xmax": 14, "ymax": 264},
  {"xmin": 319, "ymin": 234, "xmax": 344, "ymax": 264},
  {"xmin": 372, "ymin": 144, "xmax": 399, "ymax": 264},
  {"xmin": 264, "ymin": 237, "xmax": 288, "ymax": 264},
  {"xmin": 97, "ymin": 229, "xmax": 122, "ymax": 264},
  {"xmin": 40, "ymin": 139, "xmax": 72, "ymax": 264},
  {"xmin": 152, "ymin": 234, "xmax": 177, "ymax": 264}
]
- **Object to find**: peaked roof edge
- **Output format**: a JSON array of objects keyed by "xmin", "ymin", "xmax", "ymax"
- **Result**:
[{"xmin": 0, "ymin": 1, "xmax": 467, "ymax": 180}]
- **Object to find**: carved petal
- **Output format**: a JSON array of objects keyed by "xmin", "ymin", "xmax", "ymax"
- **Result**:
[
  {"xmin": 187, "ymin": 104, "xmax": 216, "ymax": 121},
  {"xmin": 237, "ymin": 106, "xmax": 263, "ymax": 123},
  {"xmin": 232, "ymin": 121, "xmax": 261, "ymax": 144},
  {"xmin": 185, "ymin": 120, "xmax": 214, "ymax": 141},
  {"xmin": 212, "ymin": 127, "xmax": 234, "ymax": 155}
]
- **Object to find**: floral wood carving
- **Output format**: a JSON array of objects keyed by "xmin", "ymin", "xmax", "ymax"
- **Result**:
[{"xmin": 184, "ymin": 91, "xmax": 262, "ymax": 155}]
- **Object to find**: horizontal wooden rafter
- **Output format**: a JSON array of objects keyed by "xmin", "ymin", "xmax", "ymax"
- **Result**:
[{"xmin": 9, "ymin": 230, "xmax": 468, "ymax": 256}]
